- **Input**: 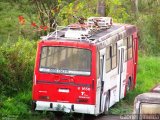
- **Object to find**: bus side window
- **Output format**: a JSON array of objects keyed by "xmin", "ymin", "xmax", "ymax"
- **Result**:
[
  {"xmin": 124, "ymin": 38, "xmax": 128, "ymax": 61},
  {"xmin": 106, "ymin": 46, "xmax": 111, "ymax": 72},
  {"xmin": 112, "ymin": 43, "xmax": 117, "ymax": 69},
  {"xmin": 127, "ymin": 36, "xmax": 133, "ymax": 59},
  {"xmin": 124, "ymin": 36, "xmax": 133, "ymax": 61}
]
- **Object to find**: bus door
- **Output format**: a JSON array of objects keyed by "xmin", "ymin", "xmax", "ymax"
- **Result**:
[
  {"xmin": 117, "ymin": 47, "xmax": 126, "ymax": 101},
  {"xmin": 95, "ymin": 54, "xmax": 104, "ymax": 114},
  {"xmin": 99, "ymin": 55, "xmax": 104, "ymax": 112}
]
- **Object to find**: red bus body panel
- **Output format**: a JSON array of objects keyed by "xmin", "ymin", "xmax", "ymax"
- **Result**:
[
  {"xmin": 124, "ymin": 31, "xmax": 138, "ymax": 96},
  {"xmin": 32, "ymin": 40, "xmax": 97, "ymax": 105}
]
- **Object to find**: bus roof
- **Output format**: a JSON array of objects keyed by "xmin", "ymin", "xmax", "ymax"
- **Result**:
[{"xmin": 40, "ymin": 23, "xmax": 136, "ymax": 47}]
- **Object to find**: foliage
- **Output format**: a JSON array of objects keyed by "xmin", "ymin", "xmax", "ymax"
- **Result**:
[
  {"xmin": 0, "ymin": 91, "xmax": 31, "ymax": 116},
  {"xmin": 57, "ymin": 0, "xmax": 98, "ymax": 25},
  {"xmin": 104, "ymin": 0, "xmax": 160, "ymax": 55},
  {"xmin": 0, "ymin": 90, "xmax": 54, "ymax": 120},
  {"xmin": 0, "ymin": 0, "xmax": 159, "ymax": 55},
  {"xmin": 0, "ymin": 1, "xmax": 20, "ymax": 43},
  {"xmin": 105, "ymin": 0, "xmax": 130, "ymax": 23},
  {"xmin": 133, "ymin": 0, "xmax": 160, "ymax": 55},
  {"xmin": 0, "ymin": 1, "xmax": 41, "ymax": 42},
  {"xmin": 136, "ymin": 14, "xmax": 160, "ymax": 55},
  {"xmin": 0, "ymin": 38, "xmax": 36, "ymax": 96}
]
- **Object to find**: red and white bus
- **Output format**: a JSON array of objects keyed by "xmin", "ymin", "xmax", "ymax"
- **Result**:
[{"xmin": 32, "ymin": 17, "xmax": 138, "ymax": 115}]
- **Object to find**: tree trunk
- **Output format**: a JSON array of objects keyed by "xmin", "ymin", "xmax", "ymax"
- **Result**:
[
  {"xmin": 131, "ymin": 0, "xmax": 138, "ymax": 17},
  {"xmin": 135, "ymin": 0, "xmax": 139, "ymax": 14},
  {"xmin": 97, "ymin": 0, "xmax": 106, "ymax": 17}
]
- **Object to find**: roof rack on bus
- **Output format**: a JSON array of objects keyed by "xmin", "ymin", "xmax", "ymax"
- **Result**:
[
  {"xmin": 40, "ymin": 26, "xmax": 66, "ymax": 40},
  {"xmin": 87, "ymin": 17, "xmax": 112, "ymax": 28},
  {"xmin": 40, "ymin": 17, "xmax": 113, "ymax": 41},
  {"xmin": 92, "ymin": 25, "xmax": 126, "ymax": 44}
]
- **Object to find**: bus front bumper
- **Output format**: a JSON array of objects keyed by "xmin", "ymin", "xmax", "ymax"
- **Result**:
[{"xmin": 32, "ymin": 101, "xmax": 96, "ymax": 114}]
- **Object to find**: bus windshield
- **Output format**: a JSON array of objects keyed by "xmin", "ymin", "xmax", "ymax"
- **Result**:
[{"xmin": 39, "ymin": 46, "xmax": 91, "ymax": 76}]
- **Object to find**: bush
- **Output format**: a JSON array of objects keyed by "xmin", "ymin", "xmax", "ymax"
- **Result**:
[
  {"xmin": 135, "ymin": 13, "xmax": 160, "ymax": 55},
  {"xmin": 0, "ymin": 38, "xmax": 36, "ymax": 96}
]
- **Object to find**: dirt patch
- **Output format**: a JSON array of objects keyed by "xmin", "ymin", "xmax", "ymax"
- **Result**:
[{"xmin": 84, "ymin": 114, "xmax": 121, "ymax": 120}]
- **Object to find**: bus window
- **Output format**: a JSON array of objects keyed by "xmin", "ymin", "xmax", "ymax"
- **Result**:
[
  {"xmin": 127, "ymin": 36, "xmax": 133, "ymax": 59},
  {"xmin": 124, "ymin": 38, "xmax": 128, "ymax": 61},
  {"xmin": 112, "ymin": 43, "xmax": 117, "ymax": 69},
  {"xmin": 106, "ymin": 46, "xmax": 111, "ymax": 72},
  {"xmin": 39, "ymin": 46, "xmax": 91, "ymax": 76},
  {"xmin": 124, "ymin": 36, "xmax": 133, "ymax": 61}
]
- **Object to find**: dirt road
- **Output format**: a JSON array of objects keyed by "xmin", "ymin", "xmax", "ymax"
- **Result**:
[
  {"xmin": 54, "ymin": 113, "xmax": 121, "ymax": 120},
  {"xmin": 83, "ymin": 114, "xmax": 121, "ymax": 120}
]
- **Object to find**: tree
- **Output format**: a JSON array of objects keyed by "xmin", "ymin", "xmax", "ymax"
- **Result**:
[
  {"xmin": 97, "ymin": 0, "xmax": 106, "ymax": 16},
  {"xmin": 32, "ymin": 0, "xmax": 60, "ymax": 31},
  {"xmin": 130, "ymin": 0, "xmax": 139, "ymax": 15}
]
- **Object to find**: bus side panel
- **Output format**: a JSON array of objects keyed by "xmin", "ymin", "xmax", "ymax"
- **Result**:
[
  {"xmin": 124, "ymin": 32, "xmax": 137, "ymax": 96},
  {"xmin": 32, "ymin": 42, "xmax": 41, "ymax": 101},
  {"xmin": 125, "ymin": 32, "xmax": 138, "ymax": 94}
]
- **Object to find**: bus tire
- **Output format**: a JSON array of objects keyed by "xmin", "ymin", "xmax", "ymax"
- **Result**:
[
  {"xmin": 103, "ymin": 91, "xmax": 110, "ymax": 115},
  {"xmin": 31, "ymin": 101, "xmax": 36, "ymax": 112},
  {"xmin": 127, "ymin": 77, "xmax": 132, "ymax": 92}
]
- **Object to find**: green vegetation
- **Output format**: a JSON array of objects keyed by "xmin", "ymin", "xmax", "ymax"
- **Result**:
[
  {"xmin": 0, "ymin": 38, "xmax": 36, "ymax": 96},
  {"xmin": 0, "ymin": 0, "xmax": 160, "ymax": 119}
]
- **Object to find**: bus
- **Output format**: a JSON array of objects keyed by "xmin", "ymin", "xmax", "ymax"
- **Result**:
[{"xmin": 32, "ymin": 17, "xmax": 138, "ymax": 115}]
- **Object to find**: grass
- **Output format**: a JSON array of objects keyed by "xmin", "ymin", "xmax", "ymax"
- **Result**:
[
  {"xmin": 0, "ymin": 91, "xmax": 56, "ymax": 120},
  {"xmin": 109, "ymin": 55, "xmax": 160, "ymax": 115},
  {"xmin": 1, "ymin": 55, "xmax": 160, "ymax": 119}
]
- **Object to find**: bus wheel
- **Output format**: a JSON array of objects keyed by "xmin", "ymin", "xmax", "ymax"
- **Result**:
[
  {"xmin": 127, "ymin": 77, "xmax": 132, "ymax": 92},
  {"xmin": 31, "ymin": 101, "xmax": 36, "ymax": 112},
  {"xmin": 103, "ymin": 92, "xmax": 110, "ymax": 115}
]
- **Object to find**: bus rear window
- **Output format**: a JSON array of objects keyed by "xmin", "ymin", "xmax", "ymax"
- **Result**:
[{"xmin": 39, "ymin": 46, "xmax": 91, "ymax": 76}]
